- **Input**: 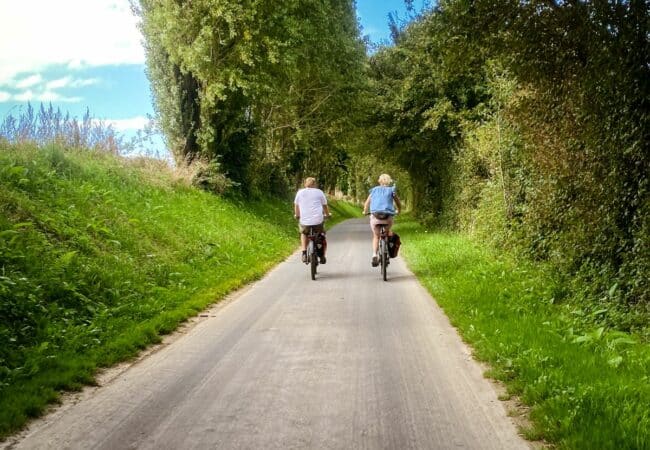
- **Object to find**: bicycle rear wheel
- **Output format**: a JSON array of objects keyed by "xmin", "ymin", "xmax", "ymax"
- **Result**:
[
  {"xmin": 308, "ymin": 241, "xmax": 317, "ymax": 280},
  {"xmin": 380, "ymin": 239, "xmax": 388, "ymax": 281}
]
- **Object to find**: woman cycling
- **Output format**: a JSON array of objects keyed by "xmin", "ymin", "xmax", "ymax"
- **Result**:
[{"xmin": 362, "ymin": 173, "xmax": 402, "ymax": 267}]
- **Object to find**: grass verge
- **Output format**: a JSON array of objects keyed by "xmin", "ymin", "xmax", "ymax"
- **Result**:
[
  {"xmin": 0, "ymin": 142, "xmax": 360, "ymax": 438},
  {"xmin": 395, "ymin": 218, "xmax": 649, "ymax": 450}
]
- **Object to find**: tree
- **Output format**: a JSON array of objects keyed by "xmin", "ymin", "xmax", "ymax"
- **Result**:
[{"xmin": 135, "ymin": 0, "xmax": 366, "ymax": 194}]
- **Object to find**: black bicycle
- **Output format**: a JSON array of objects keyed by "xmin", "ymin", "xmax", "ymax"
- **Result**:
[
  {"xmin": 304, "ymin": 225, "xmax": 321, "ymax": 280},
  {"xmin": 366, "ymin": 212, "xmax": 392, "ymax": 281},
  {"xmin": 377, "ymin": 222, "xmax": 390, "ymax": 281},
  {"xmin": 298, "ymin": 215, "xmax": 329, "ymax": 280}
]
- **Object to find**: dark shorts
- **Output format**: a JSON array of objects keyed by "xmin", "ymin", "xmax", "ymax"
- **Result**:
[{"xmin": 299, "ymin": 223, "xmax": 325, "ymax": 235}]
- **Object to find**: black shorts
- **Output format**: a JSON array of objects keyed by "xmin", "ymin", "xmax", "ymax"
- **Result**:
[{"xmin": 299, "ymin": 223, "xmax": 325, "ymax": 235}]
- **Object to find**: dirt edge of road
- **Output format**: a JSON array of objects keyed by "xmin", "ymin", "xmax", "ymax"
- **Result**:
[{"xmin": 473, "ymin": 359, "xmax": 550, "ymax": 449}]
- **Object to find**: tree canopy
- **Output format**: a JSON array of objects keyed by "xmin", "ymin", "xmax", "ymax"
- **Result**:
[
  {"xmin": 365, "ymin": 0, "xmax": 648, "ymax": 316},
  {"xmin": 137, "ymin": 0, "xmax": 648, "ymax": 317},
  {"xmin": 135, "ymin": 0, "xmax": 366, "ymax": 195}
]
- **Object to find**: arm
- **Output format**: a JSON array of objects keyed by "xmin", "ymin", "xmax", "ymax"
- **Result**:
[
  {"xmin": 320, "ymin": 190, "xmax": 330, "ymax": 217},
  {"xmin": 393, "ymin": 194, "xmax": 402, "ymax": 213},
  {"xmin": 294, "ymin": 202, "xmax": 300, "ymax": 219},
  {"xmin": 363, "ymin": 195, "xmax": 371, "ymax": 214}
]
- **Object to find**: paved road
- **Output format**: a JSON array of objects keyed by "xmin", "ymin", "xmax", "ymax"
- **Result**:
[{"xmin": 7, "ymin": 219, "xmax": 529, "ymax": 450}]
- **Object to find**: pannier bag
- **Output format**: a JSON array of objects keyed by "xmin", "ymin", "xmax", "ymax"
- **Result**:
[{"xmin": 388, "ymin": 233, "xmax": 401, "ymax": 258}]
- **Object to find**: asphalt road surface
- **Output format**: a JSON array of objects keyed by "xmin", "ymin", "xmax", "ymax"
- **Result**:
[{"xmin": 7, "ymin": 218, "xmax": 529, "ymax": 450}]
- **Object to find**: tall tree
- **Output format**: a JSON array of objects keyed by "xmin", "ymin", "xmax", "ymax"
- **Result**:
[{"xmin": 136, "ymin": 0, "xmax": 366, "ymax": 193}]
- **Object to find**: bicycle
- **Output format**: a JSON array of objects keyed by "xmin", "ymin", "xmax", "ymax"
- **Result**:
[
  {"xmin": 296, "ymin": 215, "xmax": 329, "ymax": 281},
  {"xmin": 304, "ymin": 224, "xmax": 322, "ymax": 280},
  {"xmin": 365, "ymin": 212, "xmax": 393, "ymax": 281},
  {"xmin": 377, "ymin": 222, "xmax": 390, "ymax": 281}
]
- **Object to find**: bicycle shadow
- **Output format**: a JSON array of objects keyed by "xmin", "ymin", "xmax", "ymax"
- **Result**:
[
  {"xmin": 381, "ymin": 274, "xmax": 414, "ymax": 283},
  {"xmin": 313, "ymin": 270, "xmax": 414, "ymax": 283},
  {"xmin": 312, "ymin": 271, "xmax": 350, "ymax": 280}
]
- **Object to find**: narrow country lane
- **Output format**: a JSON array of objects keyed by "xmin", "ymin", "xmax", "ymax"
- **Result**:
[{"xmin": 6, "ymin": 218, "xmax": 529, "ymax": 450}]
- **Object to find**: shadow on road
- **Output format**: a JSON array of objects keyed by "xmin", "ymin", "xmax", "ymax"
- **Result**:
[
  {"xmin": 379, "ymin": 274, "xmax": 414, "ymax": 283},
  {"xmin": 311, "ymin": 271, "xmax": 349, "ymax": 280}
]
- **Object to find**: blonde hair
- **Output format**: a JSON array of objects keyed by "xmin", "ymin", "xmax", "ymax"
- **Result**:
[
  {"xmin": 378, "ymin": 174, "xmax": 392, "ymax": 186},
  {"xmin": 304, "ymin": 177, "xmax": 316, "ymax": 187}
]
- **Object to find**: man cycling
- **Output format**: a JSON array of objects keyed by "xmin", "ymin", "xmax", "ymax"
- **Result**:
[
  {"xmin": 294, "ymin": 177, "xmax": 330, "ymax": 264},
  {"xmin": 363, "ymin": 173, "xmax": 402, "ymax": 267}
]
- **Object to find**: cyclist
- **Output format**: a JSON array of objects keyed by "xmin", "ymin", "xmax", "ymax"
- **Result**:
[
  {"xmin": 362, "ymin": 173, "xmax": 402, "ymax": 267},
  {"xmin": 294, "ymin": 177, "xmax": 330, "ymax": 264}
]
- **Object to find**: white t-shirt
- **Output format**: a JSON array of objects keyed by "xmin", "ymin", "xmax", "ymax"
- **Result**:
[{"xmin": 294, "ymin": 188, "xmax": 327, "ymax": 225}]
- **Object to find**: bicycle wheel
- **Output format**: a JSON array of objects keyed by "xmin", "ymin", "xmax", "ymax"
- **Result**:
[
  {"xmin": 308, "ymin": 241, "xmax": 317, "ymax": 280},
  {"xmin": 380, "ymin": 238, "xmax": 388, "ymax": 281}
]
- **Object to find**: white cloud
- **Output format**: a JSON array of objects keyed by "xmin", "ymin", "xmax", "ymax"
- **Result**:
[
  {"xmin": 71, "ymin": 78, "xmax": 100, "ymax": 88},
  {"xmin": 14, "ymin": 90, "xmax": 35, "ymax": 102},
  {"xmin": 45, "ymin": 77, "xmax": 72, "ymax": 90},
  {"xmin": 38, "ymin": 91, "xmax": 62, "ymax": 102},
  {"xmin": 0, "ymin": 89, "xmax": 82, "ymax": 103},
  {"xmin": 45, "ymin": 76, "xmax": 99, "ymax": 90},
  {"xmin": 0, "ymin": 0, "xmax": 145, "ymax": 84},
  {"xmin": 104, "ymin": 116, "xmax": 151, "ymax": 131},
  {"xmin": 16, "ymin": 74, "xmax": 43, "ymax": 89},
  {"xmin": 38, "ymin": 91, "xmax": 82, "ymax": 103}
]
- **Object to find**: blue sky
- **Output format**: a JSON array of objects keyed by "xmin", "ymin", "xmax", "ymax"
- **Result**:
[
  {"xmin": 357, "ymin": 0, "xmax": 430, "ymax": 46},
  {"xmin": 0, "ymin": 0, "xmax": 428, "ymax": 141}
]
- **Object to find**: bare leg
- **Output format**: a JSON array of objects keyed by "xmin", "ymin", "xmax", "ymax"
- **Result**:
[
  {"xmin": 300, "ymin": 233, "xmax": 307, "ymax": 251},
  {"xmin": 372, "ymin": 233, "xmax": 379, "ymax": 255}
]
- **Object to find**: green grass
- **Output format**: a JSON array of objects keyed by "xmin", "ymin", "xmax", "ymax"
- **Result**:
[
  {"xmin": 328, "ymin": 198, "xmax": 363, "ymax": 223},
  {"xmin": 0, "ymin": 142, "xmax": 360, "ymax": 438},
  {"xmin": 395, "ymin": 218, "xmax": 650, "ymax": 450}
]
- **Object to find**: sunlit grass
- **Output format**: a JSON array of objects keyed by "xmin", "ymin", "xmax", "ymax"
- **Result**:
[
  {"xmin": 396, "ymin": 218, "xmax": 650, "ymax": 450},
  {"xmin": 0, "ymin": 142, "xmax": 359, "ymax": 437}
]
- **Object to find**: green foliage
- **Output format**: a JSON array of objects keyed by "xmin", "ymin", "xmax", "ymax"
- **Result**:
[
  {"xmin": 0, "ymin": 142, "xmax": 361, "ymax": 437},
  {"xmin": 365, "ymin": 4, "xmax": 490, "ymax": 217},
  {"xmin": 136, "ymin": 0, "xmax": 367, "ymax": 192},
  {"xmin": 442, "ymin": 63, "xmax": 525, "ymax": 243},
  {"xmin": 189, "ymin": 158, "xmax": 238, "ymax": 194},
  {"xmin": 397, "ymin": 218, "xmax": 650, "ymax": 449},
  {"xmin": 366, "ymin": 0, "xmax": 648, "ymax": 318},
  {"xmin": 327, "ymin": 199, "xmax": 363, "ymax": 222},
  {"xmin": 500, "ymin": 0, "xmax": 650, "ymax": 311}
]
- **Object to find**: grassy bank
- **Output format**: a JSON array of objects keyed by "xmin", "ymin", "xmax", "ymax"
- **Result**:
[
  {"xmin": 395, "ymin": 218, "xmax": 649, "ymax": 449},
  {"xmin": 0, "ymin": 142, "xmax": 360, "ymax": 438}
]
